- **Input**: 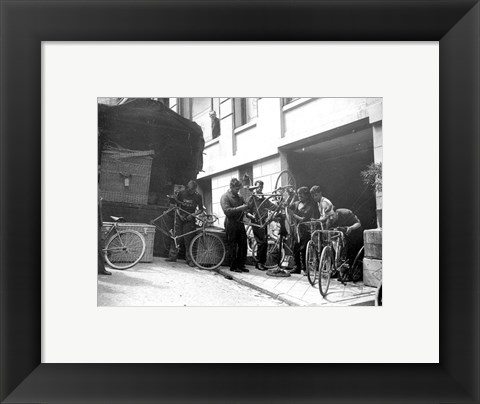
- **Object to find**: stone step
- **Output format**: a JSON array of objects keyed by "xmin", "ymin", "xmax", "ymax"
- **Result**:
[
  {"xmin": 363, "ymin": 257, "xmax": 382, "ymax": 288},
  {"xmin": 364, "ymin": 228, "xmax": 382, "ymax": 259}
]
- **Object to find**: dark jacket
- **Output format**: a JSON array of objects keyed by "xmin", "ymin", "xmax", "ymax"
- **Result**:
[
  {"xmin": 220, "ymin": 190, "xmax": 245, "ymax": 223},
  {"xmin": 291, "ymin": 199, "xmax": 320, "ymax": 223}
]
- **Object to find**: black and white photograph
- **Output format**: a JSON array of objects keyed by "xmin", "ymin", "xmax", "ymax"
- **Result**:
[{"xmin": 97, "ymin": 97, "xmax": 383, "ymax": 307}]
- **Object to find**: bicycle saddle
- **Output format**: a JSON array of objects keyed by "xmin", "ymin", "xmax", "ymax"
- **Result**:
[{"xmin": 110, "ymin": 216, "xmax": 126, "ymax": 223}]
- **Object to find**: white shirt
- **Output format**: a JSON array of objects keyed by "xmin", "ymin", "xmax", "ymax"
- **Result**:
[{"xmin": 318, "ymin": 196, "xmax": 334, "ymax": 219}]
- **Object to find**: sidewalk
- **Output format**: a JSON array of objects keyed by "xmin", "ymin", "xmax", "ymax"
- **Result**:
[{"xmin": 217, "ymin": 264, "xmax": 377, "ymax": 306}]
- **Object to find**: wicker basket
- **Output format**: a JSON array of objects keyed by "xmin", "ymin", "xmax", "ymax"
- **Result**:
[
  {"xmin": 100, "ymin": 149, "xmax": 154, "ymax": 205},
  {"xmin": 101, "ymin": 222, "xmax": 156, "ymax": 263}
]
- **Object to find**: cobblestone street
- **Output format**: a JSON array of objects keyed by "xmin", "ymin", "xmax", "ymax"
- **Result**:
[
  {"xmin": 98, "ymin": 258, "xmax": 288, "ymax": 306},
  {"xmin": 98, "ymin": 257, "xmax": 375, "ymax": 306}
]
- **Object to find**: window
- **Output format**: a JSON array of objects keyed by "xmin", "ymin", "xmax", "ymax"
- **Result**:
[
  {"xmin": 180, "ymin": 98, "xmax": 220, "ymax": 142},
  {"xmin": 234, "ymin": 98, "xmax": 258, "ymax": 128},
  {"xmin": 191, "ymin": 98, "xmax": 211, "ymax": 117}
]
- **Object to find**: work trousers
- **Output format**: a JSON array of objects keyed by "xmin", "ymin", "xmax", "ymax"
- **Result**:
[
  {"xmin": 252, "ymin": 225, "xmax": 268, "ymax": 265},
  {"xmin": 169, "ymin": 218, "xmax": 196, "ymax": 263},
  {"xmin": 225, "ymin": 220, "xmax": 247, "ymax": 270}
]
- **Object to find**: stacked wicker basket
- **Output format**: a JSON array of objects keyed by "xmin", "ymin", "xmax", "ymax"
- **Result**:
[{"xmin": 99, "ymin": 147, "xmax": 154, "ymax": 205}]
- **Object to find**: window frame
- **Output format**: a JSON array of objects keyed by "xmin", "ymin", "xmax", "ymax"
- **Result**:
[{"xmin": 233, "ymin": 98, "xmax": 259, "ymax": 129}]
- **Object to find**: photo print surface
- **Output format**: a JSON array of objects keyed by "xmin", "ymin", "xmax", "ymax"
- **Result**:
[{"xmin": 97, "ymin": 97, "xmax": 383, "ymax": 307}]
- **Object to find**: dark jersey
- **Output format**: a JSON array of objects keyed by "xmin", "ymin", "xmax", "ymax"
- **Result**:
[
  {"xmin": 177, "ymin": 190, "xmax": 204, "ymax": 214},
  {"xmin": 291, "ymin": 200, "xmax": 320, "ymax": 222},
  {"xmin": 326, "ymin": 208, "xmax": 361, "ymax": 229}
]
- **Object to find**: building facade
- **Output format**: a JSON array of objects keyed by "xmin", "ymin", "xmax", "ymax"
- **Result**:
[{"xmin": 170, "ymin": 97, "xmax": 383, "ymax": 231}]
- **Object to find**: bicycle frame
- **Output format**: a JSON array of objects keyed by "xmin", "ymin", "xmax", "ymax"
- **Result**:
[
  {"xmin": 150, "ymin": 206, "xmax": 216, "ymax": 250},
  {"xmin": 311, "ymin": 229, "xmax": 347, "ymax": 269},
  {"xmin": 101, "ymin": 221, "xmax": 124, "ymax": 251},
  {"xmin": 246, "ymin": 185, "xmax": 296, "ymax": 230}
]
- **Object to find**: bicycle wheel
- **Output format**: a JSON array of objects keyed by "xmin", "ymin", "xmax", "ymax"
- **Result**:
[
  {"xmin": 249, "ymin": 237, "xmax": 258, "ymax": 262},
  {"xmin": 306, "ymin": 240, "xmax": 319, "ymax": 286},
  {"xmin": 189, "ymin": 232, "xmax": 226, "ymax": 270},
  {"xmin": 274, "ymin": 169, "xmax": 297, "ymax": 207},
  {"xmin": 246, "ymin": 226, "xmax": 258, "ymax": 262},
  {"xmin": 264, "ymin": 239, "xmax": 284, "ymax": 269},
  {"xmin": 318, "ymin": 246, "xmax": 334, "ymax": 297},
  {"xmin": 275, "ymin": 169, "xmax": 296, "ymax": 193},
  {"xmin": 351, "ymin": 246, "xmax": 364, "ymax": 282},
  {"xmin": 256, "ymin": 195, "xmax": 282, "ymax": 227},
  {"xmin": 280, "ymin": 232, "xmax": 295, "ymax": 269},
  {"xmin": 104, "ymin": 230, "xmax": 146, "ymax": 270}
]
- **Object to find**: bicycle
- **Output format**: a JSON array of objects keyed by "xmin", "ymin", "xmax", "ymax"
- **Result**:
[
  {"xmin": 247, "ymin": 169, "xmax": 297, "ymax": 230},
  {"xmin": 297, "ymin": 220, "xmax": 324, "ymax": 286},
  {"xmin": 314, "ymin": 228, "xmax": 364, "ymax": 297},
  {"xmin": 244, "ymin": 170, "xmax": 297, "ymax": 276},
  {"xmin": 247, "ymin": 220, "xmax": 287, "ymax": 269},
  {"xmin": 150, "ymin": 203, "xmax": 226, "ymax": 270},
  {"xmin": 102, "ymin": 216, "xmax": 146, "ymax": 270}
]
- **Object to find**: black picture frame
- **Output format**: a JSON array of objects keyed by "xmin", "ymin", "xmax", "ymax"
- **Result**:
[{"xmin": 1, "ymin": 1, "xmax": 479, "ymax": 403}]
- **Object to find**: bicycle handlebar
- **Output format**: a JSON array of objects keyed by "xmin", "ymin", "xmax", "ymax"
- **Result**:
[
  {"xmin": 297, "ymin": 220, "xmax": 324, "ymax": 232},
  {"xmin": 311, "ymin": 229, "xmax": 346, "ymax": 241},
  {"xmin": 196, "ymin": 213, "xmax": 218, "ymax": 226}
]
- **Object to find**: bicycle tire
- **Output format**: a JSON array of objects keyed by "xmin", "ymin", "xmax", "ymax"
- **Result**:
[
  {"xmin": 189, "ymin": 232, "xmax": 226, "ymax": 270},
  {"xmin": 256, "ymin": 195, "xmax": 282, "ymax": 227},
  {"xmin": 275, "ymin": 169, "xmax": 297, "ymax": 219},
  {"xmin": 351, "ymin": 246, "xmax": 364, "ymax": 282},
  {"xmin": 265, "ymin": 239, "xmax": 284, "ymax": 269},
  {"xmin": 306, "ymin": 240, "xmax": 319, "ymax": 286},
  {"xmin": 275, "ymin": 169, "xmax": 296, "ymax": 194},
  {"xmin": 248, "ymin": 237, "xmax": 258, "ymax": 263},
  {"xmin": 318, "ymin": 246, "xmax": 334, "ymax": 297},
  {"xmin": 104, "ymin": 229, "xmax": 146, "ymax": 270}
]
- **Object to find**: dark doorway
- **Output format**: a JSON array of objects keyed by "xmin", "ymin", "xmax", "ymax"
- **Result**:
[{"xmin": 287, "ymin": 127, "xmax": 377, "ymax": 230}]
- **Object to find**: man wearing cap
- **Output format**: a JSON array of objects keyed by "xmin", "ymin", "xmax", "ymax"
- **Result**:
[{"xmin": 220, "ymin": 178, "xmax": 250, "ymax": 273}]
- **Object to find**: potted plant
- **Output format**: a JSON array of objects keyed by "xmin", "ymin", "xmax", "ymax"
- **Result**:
[{"xmin": 361, "ymin": 162, "xmax": 382, "ymax": 228}]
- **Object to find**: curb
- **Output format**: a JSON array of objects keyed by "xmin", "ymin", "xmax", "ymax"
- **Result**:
[
  {"xmin": 217, "ymin": 267, "xmax": 302, "ymax": 306},
  {"xmin": 215, "ymin": 267, "xmax": 376, "ymax": 307}
]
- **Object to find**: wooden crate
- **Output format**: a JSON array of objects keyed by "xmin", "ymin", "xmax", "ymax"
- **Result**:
[
  {"xmin": 363, "ymin": 257, "xmax": 382, "ymax": 287},
  {"xmin": 100, "ymin": 150, "xmax": 153, "ymax": 205},
  {"xmin": 101, "ymin": 222, "xmax": 156, "ymax": 263},
  {"xmin": 364, "ymin": 229, "xmax": 382, "ymax": 259}
]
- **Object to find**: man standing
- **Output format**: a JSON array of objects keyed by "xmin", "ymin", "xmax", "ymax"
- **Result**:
[
  {"xmin": 220, "ymin": 178, "xmax": 250, "ymax": 273},
  {"xmin": 288, "ymin": 186, "xmax": 320, "ymax": 274},
  {"xmin": 248, "ymin": 180, "xmax": 276, "ymax": 271},
  {"xmin": 98, "ymin": 195, "xmax": 111, "ymax": 275},
  {"xmin": 166, "ymin": 180, "xmax": 205, "ymax": 267},
  {"xmin": 310, "ymin": 185, "xmax": 334, "ymax": 222},
  {"xmin": 210, "ymin": 110, "xmax": 221, "ymax": 139}
]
